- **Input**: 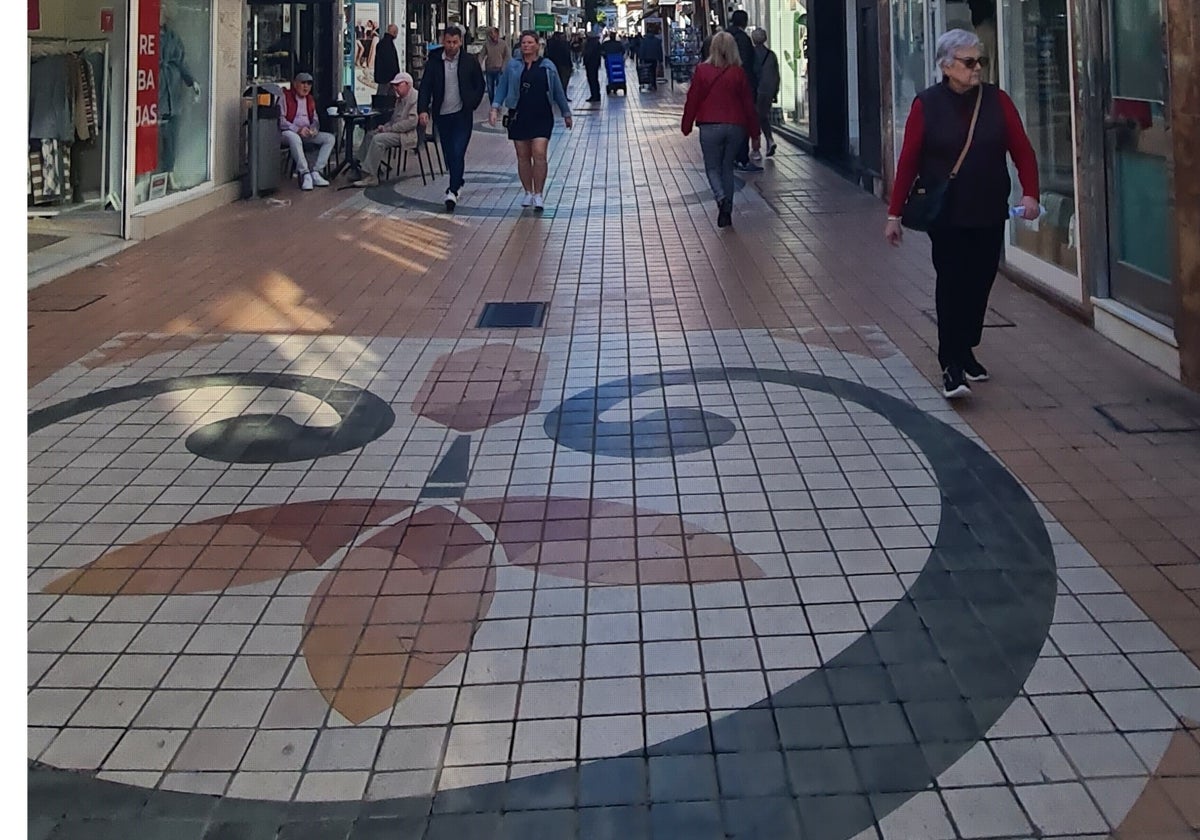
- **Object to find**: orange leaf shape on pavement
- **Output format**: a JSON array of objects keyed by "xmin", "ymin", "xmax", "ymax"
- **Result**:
[
  {"xmin": 462, "ymin": 497, "xmax": 765, "ymax": 586},
  {"xmin": 42, "ymin": 499, "xmax": 413, "ymax": 596},
  {"xmin": 301, "ymin": 505, "xmax": 496, "ymax": 724},
  {"xmin": 411, "ymin": 344, "xmax": 546, "ymax": 432}
]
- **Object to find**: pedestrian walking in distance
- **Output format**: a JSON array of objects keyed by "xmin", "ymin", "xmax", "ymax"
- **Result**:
[
  {"xmin": 680, "ymin": 31, "xmax": 759, "ymax": 229},
  {"xmin": 490, "ymin": 30, "xmax": 574, "ymax": 212},
  {"xmin": 750, "ymin": 28, "xmax": 779, "ymax": 159},
  {"xmin": 885, "ymin": 28, "xmax": 1040, "ymax": 399}
]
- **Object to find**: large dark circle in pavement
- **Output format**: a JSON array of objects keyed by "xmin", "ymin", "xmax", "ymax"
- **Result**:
[{"xmin": 28, "ymin": 366, "xmax": 1056, "ymax": 840}]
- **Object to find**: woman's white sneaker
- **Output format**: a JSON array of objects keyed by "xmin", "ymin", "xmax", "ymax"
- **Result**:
[
  {"xmin": 521, "ymin": 191, "xmax": 534, "ymax": 207},
  {"xmin": 532, "ymin": 193, "xmax": 544, "ymax": 213}
]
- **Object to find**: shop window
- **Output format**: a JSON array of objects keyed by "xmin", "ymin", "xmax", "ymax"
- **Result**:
[
  {"xmin": 1002, "ymin": 0, "xmax": 1076, "ymax": 272},
  {"xmin": 890, "ymin": 0, "xmax": 927, "ymax": 159},
  {"xmin": 770, "ymin": 1, "xmax": 809, "ymax": 137},
  {"xmin": 135, "ymin": 0, "xmax": 212, "ymax": 205}
]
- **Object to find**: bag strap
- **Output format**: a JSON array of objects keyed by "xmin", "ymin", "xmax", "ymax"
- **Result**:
[{"xmin": 949, "ymin": 86, "xmax": 983, "ymax": 180}]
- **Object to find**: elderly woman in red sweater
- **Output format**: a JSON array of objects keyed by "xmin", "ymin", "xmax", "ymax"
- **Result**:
[
  {"xmin": 681, "ymin": 32, "xmax": 760, "ymax": 228},
  {"xmin": 885, "ymin": 29, "xmax": 1040, "ymax": 400}
]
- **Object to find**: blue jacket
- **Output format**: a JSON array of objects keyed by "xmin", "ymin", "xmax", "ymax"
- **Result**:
[{"xmin": 492, "ymin": 57, "xmax": 572, "ymax": 118}]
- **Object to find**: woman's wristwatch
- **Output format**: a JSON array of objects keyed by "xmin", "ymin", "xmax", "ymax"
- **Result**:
[{"xmin": 886, "ymin": 215, "xmax": 902, "ymax": 222}]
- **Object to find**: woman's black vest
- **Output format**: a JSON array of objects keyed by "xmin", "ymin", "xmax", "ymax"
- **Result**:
[{"xmin": 916, "ymin": 81, "xmax": 1010, "ymax": 228}]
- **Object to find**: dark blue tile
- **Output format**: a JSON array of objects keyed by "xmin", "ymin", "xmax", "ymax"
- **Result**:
[
  {"xmin": 721, "ymin": 796, "xmax": 804, "ymax": 840},
  {"xmin": 648, "ymin": 755, "xmax": 718, "ymax": 803},
  {"xmin": 826, "ymin": 665, "xmax": 897, "ymax": 704},
  {"xmin": 505, "ymin": 766, "xmax": 578, "ymax": 810},
  {"xmin": 577, "ymin": 805, "xmax": 650, "ymax": 840},
  {"xmin": 202, "ymin": 822, "xmax": 281, "ymax": 840},
  {"xmin": 432, "ymin": 781, "xmax": 505, "ymax": 814},
  {"xmin": 579, "ymin": 757, "xmax": 648, "ymax": 806},
  {"xmin": 715, "ymin": 752, "xmax": 788, "ymax": 798},
  {"xmin": 348, "ymin": 817, "xmax": 426, "ymax": 840},
  {"xmin": 424, "ymin": 812, "xmax": 501, "ymax": 840},
  {"xmin": 784, "ymin": 748, "xmax": 863, "ymax": 796},
  {"xmin": 649, "ymin": 801, "xmax": 723, "ymax": 840},
  {"xmin": 796, "ymin": 794, "xmax": 875, "ymax": 837},
  {"xmin": 773, "ymin": 707, "xmax": 847, "ymax": 750},
  {"xmin": 852, "ymin": 744, "xmax": 934, "ymax": 794},
  {"xmin": 903, "ymin": 699, "xmax": 983, "ymax": 743},
  {"xmin": 496, "ymin": 809, "xmax": 577, "ymax": 840},
  {"xmin": 838, "ymin": 702, "xmax": 914, "ymax": 747},
  {"xmin": 711, "ymin": 708, "xmax": 780, "ymax": 753},
  {"xmin": 276, "ymin": 820, "xmax": 352, "ymax": 840}
]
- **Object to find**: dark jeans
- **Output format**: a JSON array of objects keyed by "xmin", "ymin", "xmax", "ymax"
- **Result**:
[
  {"xmin": 486, "ymin": 69, "xmax": 502, "ymax": 103},
  {"xmin": 435, "ymin": 109, "xmax": 473, "ymax": 193},
  {"xmin": 929, "ymin": 223, "xmax": 1006, "ymax": 369},
  {"xmin": 585, "ymin": 63, "xmax": 600, "ymax": 99},
  {"xmin": 557, "ymin": 64, "xmax": 572, "ymax": 93},
  {"xmin": 698, "ymin": 123, "xmax": 745, "ymax": 204}
]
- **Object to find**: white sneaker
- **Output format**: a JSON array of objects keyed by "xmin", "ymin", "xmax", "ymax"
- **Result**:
[
  {"xmin": 300, "ymin": 172, "xmax": 314, "ymax": 191},
  {"xmin": 310, "ymin": 171, "xmax": 330, "ymax": 187},
  {"xmin": 532, "ymin": 193, "xmax": 544, "ymax": 212},
  {"xmin": 520, "ymin": 191, "xmax": 534, "ymax": 207},
  {"xmin": 444, "ymin": 189, "xmax": 458, "ymax": 211},
  {"xmin": 750, "ymin": 149, "xmax": 763, "ymax": 163}
]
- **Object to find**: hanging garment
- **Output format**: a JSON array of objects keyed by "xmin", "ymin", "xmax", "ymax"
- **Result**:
[
  {"xmin": 29, "ymin": 54, "xmax": 75, "ymax": 141},
  {"xmin": 68, "ymin": 53, "xmax": 90, "ymax": 142},
  {"xmin": 80, "ymin": 52, "xmax": 100, "ymax": 137},
  {"xmin": 29, "ymin": 140, "xmax": 71, "ymax": 205}
]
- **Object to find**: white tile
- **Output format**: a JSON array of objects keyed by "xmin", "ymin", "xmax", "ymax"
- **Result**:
[
  {"xmin": 585, "ymin": 643, "xmax": 641, "ymax": 678},
  {"xmin": 582, "ymin": 677, "xmax": 643, "ymax": 715},
  {"xmin": 390, "ymin": 687, "xmax": 459, "ymax": 726},
  {"xmin": 239, "ymin": 729, "xmax": 317, "ymax": 771},
  {"xmin": 294, "ymin": 771, "xmax": 370, "ymax": 801},
  {"xmin": 645, "ymin": 674, "xmax": 706, "ymax": 713},
  {"xmin": 518, "ymin": 680, "xmax": 580, "ymax": 719},
  {"xmin": 103, "ymin": 728, "xmax": 188, "ymax": 771},
  {"xmin": 942, "ymin": 786, "xmax": 1033, "ymax": 839},
  {"xmin": 463, "ymin": 649, "xmax": 525, "ymax": 684},
  {"xmin": 444, "ymin": 722, "xmax": 514, "ymax": 766},
  {"xmin": 367, "ymin": 770, "xmax": 437, "ymax": 799},
  {"xmin": 455, "ymin": 683, "xmax": 519, "ymax": 722},
  {"xmin": 704, "ymin": 670, "xmax": 768, "ymax": 710},
  {"xmin": 511, "ymin": 718, "xmax": 577, "ymax": 762},
  {"xmin": 580, "ymin": 714, "xmax": 645, "ymax": 759},
  {"xmin": 1016, "ymin": 782, "xmax": 1109, "ymax": 835},
  {"xmin": 376, "ymin": 727, "xmax": 447, "ymax": 771},
  {"xmin": 308, "ymin": 728, "xmax": 383, "ymax": 771},
  {"xmin": 524, "ymin": 646, "xmax": 583, "ymax": 682}
]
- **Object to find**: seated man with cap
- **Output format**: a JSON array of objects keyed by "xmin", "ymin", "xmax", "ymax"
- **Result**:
[
  {"xmin": 352, "ymin": 72, "xmax": 420, "ymax": 187},
  {"xmin": 278, "ymin": 71, "xmax": 335, "ymax": 190}
]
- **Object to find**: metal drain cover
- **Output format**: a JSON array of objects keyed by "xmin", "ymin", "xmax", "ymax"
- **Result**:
[{"xmin": 477, "ymin": 301, "xmax": 548, "ymax": 329}]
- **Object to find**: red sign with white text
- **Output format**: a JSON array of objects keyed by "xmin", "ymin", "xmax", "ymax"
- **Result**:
[
  {"xmin": 101, "ymin": 8, "xmax": 114, "ymax": 32},
  {"xmin": 135, "ymin": 0, "xmax": 161, "ymax": 175}
]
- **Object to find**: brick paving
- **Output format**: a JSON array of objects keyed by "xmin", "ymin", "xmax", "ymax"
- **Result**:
[{"xmin": 27, "ymin": 74, "xmax": 1200, "ymax": 839}]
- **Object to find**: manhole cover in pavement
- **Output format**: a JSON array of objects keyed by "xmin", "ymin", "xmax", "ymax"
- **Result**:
[
  {"xmin": 1096, "ymin": 400, "xmax": 1200, "ymax": 434},
  {"xmin": 30, "ymin": 294, "xmax": 106, "ymax": 313},
  {"xmin": 476, "ymin": 301, "xmax": 548, "ymax": 328}
]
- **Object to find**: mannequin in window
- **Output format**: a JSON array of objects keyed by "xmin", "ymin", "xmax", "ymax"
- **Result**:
[
  {"xmin": 159, "ymin": 0, "xmax": 201, "ymax": 182},
  {"xmin": 967, "ymin": 0, "xmax": 997, "ymax": 84}
]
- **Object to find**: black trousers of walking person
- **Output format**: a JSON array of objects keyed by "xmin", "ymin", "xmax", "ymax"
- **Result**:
[{"xmin": 929, "ymin": 224, "xmax": 1005, "ymax": 369}]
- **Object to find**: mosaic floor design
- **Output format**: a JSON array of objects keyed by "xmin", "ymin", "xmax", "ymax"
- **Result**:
[{"xmin": 27, "ymin": 330, "xmax": 1200, "ymax": 838}]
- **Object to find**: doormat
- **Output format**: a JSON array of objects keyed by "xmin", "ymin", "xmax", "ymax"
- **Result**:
[
  {"xmin": 477, "ymin": 302, "xmax": 548, "ymax": 329},
  {"xmin": 28, "ymin": 233, "xmax": 67, "ymax": 253},
  {"xmin": 1095, "ymin": 400, "xmax": 1200, "ymax": 434},
  {"xmin": 30, "ymin": 294, "xmax": 106, "ymax": 313}
]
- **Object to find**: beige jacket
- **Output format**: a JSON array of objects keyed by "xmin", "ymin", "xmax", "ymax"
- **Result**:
[{"xmin": 380, "ymin": 87, "xmax": 420, "ymax": 148}]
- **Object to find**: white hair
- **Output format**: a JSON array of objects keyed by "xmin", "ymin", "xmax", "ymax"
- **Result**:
[{"xmin": 935, "ymin": 29, "xmax": 982, "ymax": 69}]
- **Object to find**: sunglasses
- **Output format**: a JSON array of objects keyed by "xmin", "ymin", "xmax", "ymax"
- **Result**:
[{"xmin": 954, "ymin": 56, "xmax": 989, "ymax": 69}]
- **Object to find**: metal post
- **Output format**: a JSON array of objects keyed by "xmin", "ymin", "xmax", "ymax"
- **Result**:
[{"xmin": 249, "ymin": 82, "xmax": 260, "ymax": 200}]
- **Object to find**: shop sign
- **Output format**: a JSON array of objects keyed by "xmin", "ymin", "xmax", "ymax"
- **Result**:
[
  {"xmin": 135, "ymin": 0, "xmax": 161, "ymax": 175},
  {"xmin": 28, "ymin": 0, "xmax": 40, "ymax": 31},
  {"xmin": 100, "ymin": 8, "xmax": 114, "ymax": 32},
  {"xmin": 534, "ymin": 12, "xmax": 555, "ymax": 31}
]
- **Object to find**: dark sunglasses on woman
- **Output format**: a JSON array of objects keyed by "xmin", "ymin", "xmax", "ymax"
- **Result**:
[{"xmin": 955, "ymin": 56, "xmax": 989, "ymax": 69}]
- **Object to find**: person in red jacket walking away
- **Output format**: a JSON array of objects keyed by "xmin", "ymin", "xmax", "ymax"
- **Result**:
[
  {"xmin": 884, "ymin": 29, "xmax": 1040, "ymax": 399},
  {"xmin": 680, "ymin": 32, "xmax": 760, "ymax": 228}
]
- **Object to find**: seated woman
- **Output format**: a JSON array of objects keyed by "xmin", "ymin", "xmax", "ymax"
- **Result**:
[{"xmin": 353, "ymin": 72, "xmax": 421, "ymax": 186}]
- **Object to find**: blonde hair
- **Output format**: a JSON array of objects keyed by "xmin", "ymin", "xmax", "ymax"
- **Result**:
[{"xmin": 706, "ymin": 31, "xmax": 741, "ymax": 68}]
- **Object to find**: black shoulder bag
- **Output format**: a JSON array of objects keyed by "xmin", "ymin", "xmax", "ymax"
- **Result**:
[{"xmin": 901, "ymin": 86, "xmax": 982, "ymax": 232}]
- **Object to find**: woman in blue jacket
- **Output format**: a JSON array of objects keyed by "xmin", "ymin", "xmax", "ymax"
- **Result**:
[{"xmin": 488, "ymin": 31, "xmax": 573, "ymax": 212}]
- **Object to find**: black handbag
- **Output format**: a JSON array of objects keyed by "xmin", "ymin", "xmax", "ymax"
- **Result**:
[{"xmin": 901, "ymin": 86, "xmax": 982, "ymax": 232}]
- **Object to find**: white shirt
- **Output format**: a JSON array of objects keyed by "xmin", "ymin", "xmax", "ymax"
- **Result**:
[{"xmin": 441, "ymin": 51, "xmax": 463, "ymax": 116}]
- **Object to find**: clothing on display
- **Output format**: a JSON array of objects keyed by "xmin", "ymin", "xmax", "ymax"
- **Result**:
[
  {"xmin": 28, "ymin": 41, "xmax": 107, "ymax": 207},
  {"xmin": 159, "ymin": 25, "xmax": 199, "ymax": 173}
]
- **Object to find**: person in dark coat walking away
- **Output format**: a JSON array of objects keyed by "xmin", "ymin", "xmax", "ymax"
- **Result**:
[
  {"xmin": 681, "ymin": 32, "xmax": 759, "ymax": 229},
  {"xmin": 418, "ymin": 26, "xmax": 486, "ymax": 211},
  {"xmin": 885, "ymin": 29, "xmax": 1040, "ymax": 399},
  {"xmin": 750, "ymin": 28, "xmax": 779, "ymax": 159},
  {"xmin": 583, "ymin": 30, "xmax": 603, "ymax": 102},
  {"xmin": 545, "ymin": 31, "xmax": 574, "ymax": 94},
  {"xmin": 725, "ymin": 10, "xmax": 762, "ymax": 171},
  {"xmin": 638, "ymin": 26, "xmax": 662, "ymax": 89},
  {"xmin": 373, "ymin": 24, "xmax": 401, "ymax": 95}
]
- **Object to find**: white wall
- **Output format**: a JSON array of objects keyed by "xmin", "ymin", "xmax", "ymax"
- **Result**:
[{"xmin": 213, "ymin": 0, "xmax": 245, "ymax": 184}]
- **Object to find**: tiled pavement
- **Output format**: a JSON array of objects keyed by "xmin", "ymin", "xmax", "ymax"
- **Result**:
[{"xmin": 27, "ymin": 73, "xmax": 1200, "ymax": 839}]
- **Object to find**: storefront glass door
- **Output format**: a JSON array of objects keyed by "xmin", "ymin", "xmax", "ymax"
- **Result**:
[{"xmin": 1104, "ymin": 0, "xmax": 1174, "ymax": 324}]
